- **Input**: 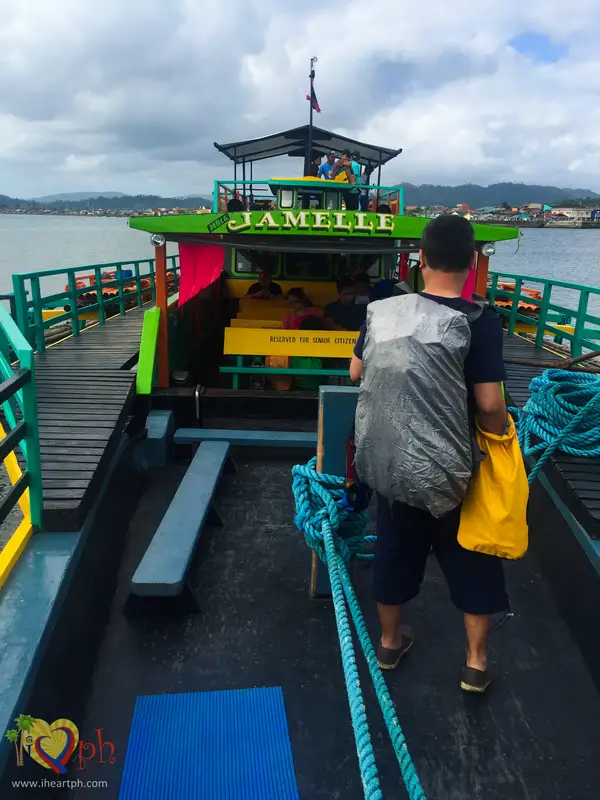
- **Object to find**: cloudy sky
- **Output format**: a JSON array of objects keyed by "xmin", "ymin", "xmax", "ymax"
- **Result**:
[{"xmin": 2, "ymin": 0, "xmax": 600, "ymax": 198}]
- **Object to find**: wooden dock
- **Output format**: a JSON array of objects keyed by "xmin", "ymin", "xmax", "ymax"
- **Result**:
[{"xmin": 32, "ymin": 307, "xmax": 145, "ymax": 531}]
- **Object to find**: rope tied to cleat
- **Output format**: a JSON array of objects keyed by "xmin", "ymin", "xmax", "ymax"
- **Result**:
[
  {"xmin": 292, "ymin": 459, "xmax": 426, "ymax": 800},
  {"xmin": 509, "ymin": 368, "xmax": 600, "ymax": 483}
]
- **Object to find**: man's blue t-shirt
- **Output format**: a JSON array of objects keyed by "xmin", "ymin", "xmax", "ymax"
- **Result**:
[
  {"xmin": 353, "ymin": 294, "xmax": 506, "ymax": 389},
  {"xmin": 318, "ymin": 162, "xmax": 334, "ymax": 179}
]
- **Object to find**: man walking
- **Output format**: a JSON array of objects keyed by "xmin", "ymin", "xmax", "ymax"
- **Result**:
[{"xmin": 350, "ymin": 215, "xmax": 509, "ymax": 693}]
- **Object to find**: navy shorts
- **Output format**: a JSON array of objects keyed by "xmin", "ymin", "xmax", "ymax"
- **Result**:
[{"xmin": 374, "ymin": 494, "xmax": 509, "ymax": 615}]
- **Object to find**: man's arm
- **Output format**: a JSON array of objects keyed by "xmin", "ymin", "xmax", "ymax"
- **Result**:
[
  {"xmin": 473, "ymin": 382, "xmax": 507, "ymax": 435},
  {"xmin": 350, "ymin": 355, "xmax": 363, "ymax": 382}
]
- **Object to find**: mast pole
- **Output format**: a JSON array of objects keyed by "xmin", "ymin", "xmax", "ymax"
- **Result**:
[{"xmin": 307, "ymin": 56, "xmax": 318, "ymax": 175}]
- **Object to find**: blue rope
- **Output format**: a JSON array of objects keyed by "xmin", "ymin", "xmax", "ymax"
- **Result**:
[
  {"xmin": 292, "ymin": 460, "xmax": 426, "ymax": 800},
  {"xmin": 509, "ymin": 368, "xmax": 600, "ymax": 482}
]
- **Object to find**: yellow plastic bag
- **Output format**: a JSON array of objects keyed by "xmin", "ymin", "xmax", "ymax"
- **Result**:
[{"xmin": 458, "ymin": 416, "xmax": 529, "ymax": 560}]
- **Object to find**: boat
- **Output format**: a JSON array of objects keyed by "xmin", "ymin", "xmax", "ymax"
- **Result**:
[{"xmin": 0, "ymin": 121, "xmax": 599, "ymax": 800}]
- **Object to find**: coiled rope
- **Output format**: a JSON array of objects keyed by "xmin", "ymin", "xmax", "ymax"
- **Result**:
[
  {"xmin": 292, "ymin": 459, "xmax": 426, "ymax": 800},
  {"xmin": 509, "ymin": 368, "xmax": 600, "ymax": 482}
]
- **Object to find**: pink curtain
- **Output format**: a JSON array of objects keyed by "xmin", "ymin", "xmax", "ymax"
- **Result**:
[{"xmin": 178, "ymin": 240, "xmax": 225, "ymax": 306}]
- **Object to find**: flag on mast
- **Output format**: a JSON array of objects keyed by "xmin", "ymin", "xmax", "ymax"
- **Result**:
[{"xmin": 306, "ymin": 75, "xmax": 321, "ymax": 113}]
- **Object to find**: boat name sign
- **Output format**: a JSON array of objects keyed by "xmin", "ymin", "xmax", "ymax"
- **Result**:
[{"xmin": 226, "ymin": 210, "xmax": 395, "ymax": 236}]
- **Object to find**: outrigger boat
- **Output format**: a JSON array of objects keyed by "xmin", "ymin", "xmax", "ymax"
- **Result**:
[{"xmin": 0, "ymin": 124, "xmax": 599, "ymax": 799}]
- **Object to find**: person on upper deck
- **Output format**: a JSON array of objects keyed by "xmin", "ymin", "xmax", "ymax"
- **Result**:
[
  {"xmin": 282, "ymin": 288, "xmax": 323, "ymax": 329},
  {"xmin": 306, "ymin": 153, "xmax": 322, "ymax": 178},
  {"xmin": 245, "ymin": 270, "xmax": 283, "ymax": 299},
  {"xmin": 318, "ymin": 151, "xmax": 336, "ymax": 180},
  {"xmin": 324, "ymin": 278, "xmax": 367, "ymax": 331},
  {"xmin": 331, "ymin": 150, "xmax": 353, "ymax": 183},
  {"xmin": 350, "ymin": 215, "xmax": 509, "ymax": 694}
]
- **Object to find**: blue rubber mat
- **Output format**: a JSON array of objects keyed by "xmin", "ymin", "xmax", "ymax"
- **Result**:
[{"xmin": 119, "ymin": 687, "xmax": 299, "ymax": 799}]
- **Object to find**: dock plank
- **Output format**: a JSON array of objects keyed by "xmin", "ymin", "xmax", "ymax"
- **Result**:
[{"xmin": 31, "ymin": 306, "xmax": 146, "ymax": 530}]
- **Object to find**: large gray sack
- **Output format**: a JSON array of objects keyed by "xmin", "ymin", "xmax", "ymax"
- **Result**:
[{"xmin": 355, "ymin": 293, "xmax": 473, "ymax": 518}]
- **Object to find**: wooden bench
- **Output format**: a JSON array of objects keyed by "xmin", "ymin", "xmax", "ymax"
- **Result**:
[
  {"xmin": 130, "ymin": 440, "xmax": 231, "ymax": 607},
  {"xmin": 175, "ymin": 428, "xmax": 317, "ymax": 448}
]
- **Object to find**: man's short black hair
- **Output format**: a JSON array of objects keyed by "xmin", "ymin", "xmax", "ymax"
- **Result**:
[
  {"xmin": 298, "ymin": 316, "xmax": 328, "ymax": 331},
  {"xmin": 354, "ymin": 272, "xmax": 370, "ymax": 286},
  {"xmin": 341, "ymin": 149, "xmax": 351, "ymax": 158},
  {"xmin": 336, "ymin": 277, "xmax": 354, "ymax": 291},
  {"xmin": 421, "ymin": 215, "xmax": 475, "ymax": 273},
  {"xmin": 351, "ymin": 151, "xmax": 360, "ymax": 160}
]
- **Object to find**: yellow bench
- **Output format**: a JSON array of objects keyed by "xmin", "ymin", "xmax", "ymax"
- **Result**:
[
  {"xmin": 237, "ymin": 305, "xmax": 288, "ymax": 320},
  {"xmin": 230, "ymin": 318, "xmax": 283, "ymax": 329},
  {"xmin": 224, "ymin": 279, "xmax": 338, "ymax": 304},
  {"xmin": 223, "ymin": 327, "xmax": 359, "ymax": 358}
]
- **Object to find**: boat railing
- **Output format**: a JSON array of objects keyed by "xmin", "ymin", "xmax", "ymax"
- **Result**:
[
  {"xmin": 11, "ymin": 256, "xmax": 180, "ymax": 353},
  {"xmin": 212, "ymin": 179, "xmax": 404, "ymax": 215},
  {"xmin": 0, "ymin": 305, "xmax": 42, "ymax": 587},
  {"xmin": 488, "ymin": 270, "xmax": 600, "ymax": 356}
]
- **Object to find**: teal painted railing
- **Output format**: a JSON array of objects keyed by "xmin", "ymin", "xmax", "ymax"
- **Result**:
[
  {"xmin": 213, "ymin": 179, "xmax": 404, "ymax": 215},
  {"xmin": 488, "ymin": 270, "xmax": 600, "ymax": 356},
  {"xmin": 12, "ymin": 256, "xmax": 180, "ymax": 353},
  {"xmin": 0, "ymin": 306, "xmax": 43, "ymax": 531}
]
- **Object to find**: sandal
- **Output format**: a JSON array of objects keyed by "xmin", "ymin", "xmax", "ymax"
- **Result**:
[
  {"xmin": 460, "ymin": 665, "xmax": 492, "ymax": 693},
  {"xmin": 376, "ymin": 625, "xmax": 414, "ymax": 670}
]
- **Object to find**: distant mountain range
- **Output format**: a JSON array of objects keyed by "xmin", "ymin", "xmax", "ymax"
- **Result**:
[
  {"xmin": 402, "ymin": 182, "xmax": 600, "ymax": 208},
  {"xmin": 1, "ymin": 182, "xmax": 599, "ymax": 212},
  {"xmin": 0, "ymin": 193, "xmax": 212, "ymax": 211},
  {"xmin": 32, "ymin": 192, "xmax": 127, "ymax": 202}
]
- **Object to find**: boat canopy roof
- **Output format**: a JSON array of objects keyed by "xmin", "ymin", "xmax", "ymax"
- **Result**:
[{"xmin": 214, "ymin": 125, "xmax": 402, "ymax": 169}]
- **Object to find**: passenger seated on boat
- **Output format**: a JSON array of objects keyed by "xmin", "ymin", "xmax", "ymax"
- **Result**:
[
  {"xmin": 353, "ymin": 273, "xmax": 373, "ymax": 305},
  {"xmin": 291, "ymin": 316, "xmax": 328, "ymax": 391},
  {"xmin": 350, "ymin": 215, "xmax": 509, "ymax": 694},
  {"xmin": 245, "ymin": 270, "xmax": 283, "ymax": 299},
  {"xmin": 324, "ymin": 278, "xmax": 367, "ymax": 331},
  {"xmin": 282, "ymin": 288, "xmax": 323, "ymax": 329}
]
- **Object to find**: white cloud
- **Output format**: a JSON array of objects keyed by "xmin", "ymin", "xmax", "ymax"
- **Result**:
[{"xmin": 1, "ymin": 0, "xmax": 599, "ymax": 196}]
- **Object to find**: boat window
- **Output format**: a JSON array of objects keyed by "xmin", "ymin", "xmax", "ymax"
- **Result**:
[
  {"xmin": 232, "ymin": 249, "xmax": 279, "ymax": 276},
  {"xmin": 283, "ymin": 252, "xmax": 331, "ymax": 280},
  {"xmin": 279, "ymin": 189, "xmax": 295, "ymax": 209}
]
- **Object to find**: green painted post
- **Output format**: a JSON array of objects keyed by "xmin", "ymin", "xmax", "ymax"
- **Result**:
[
  {"xmin": 67, "ymin": 271, "xmax": 80, "ymax": 337},
  {"xmin": 22, "ymin": 359, "xmax": 43, "ymax": 529},
  {"xmin": 94, "ymin": 267, "xmax": 106, "ymax": 324},
  {"xmin": 507, "ymin": 278, "xmax": 523, "ymax": 336},
  {"xmin": 0, "ymin": 307, "xmax": 43, "ymax": 528},
  {"xmin": 12, "ymin": 275, "xmax": 31, "ymax": 344},
  {"xmin": 136, "ymin": 307, "xmax": 161, "ymax": 394},
  {"xmin": 488, "ymin": 274, "xmax": 499, "ymax": 307},
  {"xmin": 233, "ymin": 355, "xmax": 242, "ymax": 390},
  {"xmin": 30, "ymin": 278, "xmax": 45, "ymax": 354},
  {"xmin": 535, "ymin": 282, "xmax": 553, "ymax": 348},
  {"xmin": 399, "ymin": 185, "xmax": 404, "ymax": 215},
  {"xmin": 572, "ymin": 290, "xmax": 589, "ymax": 357},
  {"xmin": 116, "ymin": 264, "xmax": 125, "ymax": 315},
  {"xmin": 134, "ymin": 262, "xmax": 142, "ymax": 307}
]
